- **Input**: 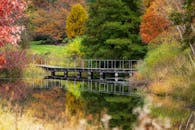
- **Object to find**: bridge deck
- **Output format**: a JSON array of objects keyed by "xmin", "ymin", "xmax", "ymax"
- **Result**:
[{"xmin": 38, "ymin": 65, "xmax": 136, "ymax": 73}]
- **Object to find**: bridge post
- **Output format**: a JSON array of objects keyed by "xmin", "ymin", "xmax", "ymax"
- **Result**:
[
  {"xmin": 64, "ymin": 71, "xmax": 68, "ymax": 77},
  {"xmin": 77, "ymin": 72, "xmax": 82, "ymax": 79},
  {"xmin": 115, "ymin": 73, "xmax": 118, "ymax": 81},
  {"xmin": 129, "ymin": 72, "xmax": 133, "ymax": 77},
  {"xmin": 100, "ymin": 72, "xmax": 105, "ymax": 80},
  {"xmin": 51, "ymin": 71, "xmax": 55, "ymax": 77},
  {"xmin": 88, "ymin": 72, "xmax": 93, "ymax": 80}
]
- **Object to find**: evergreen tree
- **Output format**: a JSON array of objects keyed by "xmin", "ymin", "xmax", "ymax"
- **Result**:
[{"xmin": 82, "ymin": 0, "xmax": 147, "ymax": 59}]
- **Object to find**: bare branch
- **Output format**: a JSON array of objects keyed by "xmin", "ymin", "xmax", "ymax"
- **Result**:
[
  {"xmin": 176, "ymin": 25, "xmax": 183, "ymax": 40},
  {"xmin": 189, "ymin": 43, "xmax": 195, "ymax": 56},
  {"xmin": 191, "ymin": 24, "xmax": 195, "ymax": 33}
]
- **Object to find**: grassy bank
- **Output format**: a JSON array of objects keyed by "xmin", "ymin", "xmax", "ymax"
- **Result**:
[
  {"xmin": 30, "ymin": 41, "xmax": 66, "ymax": 57},
  {"xmin": 29, "ymin": 38, "xmax": 84, "ymax": 67}
]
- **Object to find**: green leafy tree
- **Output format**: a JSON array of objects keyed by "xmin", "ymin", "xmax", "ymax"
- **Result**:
[
  {"xmin": 82, "ymin": 0, "xmax": 147, "ymax": 59},
  {"xmin": 66, "ymin": 4, "xmax": 88, "ymax": 38}
]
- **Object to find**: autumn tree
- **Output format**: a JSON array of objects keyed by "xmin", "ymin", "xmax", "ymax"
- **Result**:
[
  {"xmin": 0, "ymin": 55, "xmax": 6, "ymax": 68},
  {"xmin": 66, "ymin": 4, "xmax": 88, "ymax": 38},
  {"xmin": 32, "ymin": 7, "xmax": 68, "ymax": 42},
  {"xmin": 140, "ymin": 0, "xmax": 155, "ymax": 12},
  {"xmin": 31, "ymin": 0, "xmax": 50, "ymax": 9},
  {"xmin": 0, "ymin": 0, "xmax": 27, "ymax": 46},
  {"xmin": 31, "ymin": 0, "xmax": 85, "ymax": 42},
  {"xmin": 140, "ymin": 0, "xmax": 195, "ymax": 56},
  {"xmin": 140, "ymin": 0, "xmax": 170, "ymax": 43}
]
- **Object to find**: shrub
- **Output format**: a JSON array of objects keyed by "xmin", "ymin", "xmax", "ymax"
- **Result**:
[
  {"xmin": 64, "ymin": 37, "xmax": 84, "ymax": 67},
  {"xmin": 138, "ymin": 41, "xmax": 182, "ymax": 80},
  {"xmin": 0, "ymin": 45, "xmax": 30, "ymax": 78}
]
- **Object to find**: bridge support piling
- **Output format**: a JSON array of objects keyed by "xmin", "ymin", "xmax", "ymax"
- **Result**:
[
  {"xmin": 129, "ymin": 73, "xmax": 132, "ymax": 77},
  {"xmin": 88, "ymin": 72, "xmax": 93, "ymax": 80},
  {"xmin": 64, "ymin": 71, "xmax": 68, "ymax": 77},
  {"xmin": 100, "ymin": 72, "xmax": 105, "ymax": 80},
  {"xmin": 115, "ymin": 73, "xmax": 118, "ymax": 81},
  {"xmin": 77, "ymin": 72, "xmax": 82, "ymax": 79},
  {"xmin": 51, "ymin": 71, "xmax": 55, "ymax": 77}
]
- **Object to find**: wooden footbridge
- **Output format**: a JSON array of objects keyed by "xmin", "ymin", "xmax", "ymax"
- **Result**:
[{"xmin": 37, "ymin": 59, "xmax": 138, "ymax": 82}]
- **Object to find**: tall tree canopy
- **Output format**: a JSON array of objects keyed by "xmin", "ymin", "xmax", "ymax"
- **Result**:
[
  {"xmin": 0, "ymin": 0, "xmax": 27, "ymax": 46},
  {"xmin": 140, "ymin": 0, "xmax": 195, "ymax": 51},
  {"xmin": 66, "ymin": 4, "xmax": 88, "ymax": 38},
  {"xmin": 82, "ymin": 0, "xmax": 147, "ymax": 59},
  {"xmin": 31, "ymin": 0, "xmax": 85, "ymax": 42},
  {"xmin": 140, "ymin": 0, "xmax": 171, "ymax": 43}
]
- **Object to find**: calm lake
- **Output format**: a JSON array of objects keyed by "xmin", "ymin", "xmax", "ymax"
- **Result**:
[{"xmin": 0, "ymin": 78, "xmax": 143, "ymax": 130}]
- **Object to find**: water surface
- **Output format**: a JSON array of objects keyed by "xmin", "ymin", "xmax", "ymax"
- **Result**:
[{"xmin": 0, "ymin": 78, "xmax": 143, "ymax": 130}]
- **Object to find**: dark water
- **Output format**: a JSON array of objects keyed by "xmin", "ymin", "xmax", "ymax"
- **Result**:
[{"xmin": 0, "ymin": 78, "xmax": 143, "ymax": 130}]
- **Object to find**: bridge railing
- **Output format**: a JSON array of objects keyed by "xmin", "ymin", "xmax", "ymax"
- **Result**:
[
  {"xmin": 84, "ymin": 59, "xmax": 138, "ymax": 70},
  {"xmin": 32, "ymin": 55, "xmax": 84, "ymax": 68},
  {"xmin": 32, "ymin": 55, "xmax": 139, "ymax": 70}
]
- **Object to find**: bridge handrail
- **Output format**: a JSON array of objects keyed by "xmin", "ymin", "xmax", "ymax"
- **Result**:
[
  {"xmin": 83, "ymin": 59, "xmax": 139, "ymax": 69},
  {"xmin": 32, "ymin": 56, "xmax": 140, "ymax": 70}
]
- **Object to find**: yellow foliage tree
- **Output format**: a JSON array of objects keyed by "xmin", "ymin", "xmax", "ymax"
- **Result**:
[{"xmin": 66, "ymin": 4, "xmax": 88, "ymax": 38}]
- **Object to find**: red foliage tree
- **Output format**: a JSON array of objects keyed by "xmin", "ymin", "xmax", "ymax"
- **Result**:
[
  {"xmin": 140, "ymin": 0, "xmax": 170, "ymax": 43},
  {"xmin": 0, "ymin": 55, "xmax": 6, "ymax": 68},
  {"xmin": 0, "ymin": 0, "xmax": 26, "ymax": 46}
]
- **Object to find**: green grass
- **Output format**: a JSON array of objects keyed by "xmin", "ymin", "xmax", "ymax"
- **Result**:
[
  {"xmin": 29, "ymin": 39, "xmax": 84, "ymax": 67},
  {"xmin": 30, "ymin": 41, "xmax": 66, "ymax": 57}
]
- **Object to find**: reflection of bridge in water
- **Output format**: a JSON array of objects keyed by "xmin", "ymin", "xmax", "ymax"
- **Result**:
[
  {"xmin": 0, "ymin": 77, "xmax": 143, "ymax": 96},
  {"xmin": 36, "ymin": 79, "xmax": 143, "ymax": 96}
]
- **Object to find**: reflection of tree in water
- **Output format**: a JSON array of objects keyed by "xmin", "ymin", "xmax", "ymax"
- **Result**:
[
  {"xmin": 0, "ymin": 80, "xmax": 143, "ymax": 129},
  {"xmin": 65, "ymin": 92, "xmax": 85, "ymax": 119},
  {"xmin": 27, "ymin": 87, "xmax": 67, "ymax": 123},
  {"xmin": 81, "ymin": 92, "xmax": 143, "ymax": 130},
  {"xmin": 0, "ymin": 80, "xmax": 86, "ymax": 129},
  {"xmin": 26, "ymin": 87, "xmax": 85, "ymax": 125},
  {"xmin": 0, "ymin": 80, "xmax": 29, "ymax": 102},
  {"xmin": 0, "ymin": 80, "xmax": 30, "ymax": 130}
]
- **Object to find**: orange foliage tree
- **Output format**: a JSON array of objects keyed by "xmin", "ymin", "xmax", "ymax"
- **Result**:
[
  {"xmin": 32, "ymin": 0, "xmax": 85, "ymax": 42},
  {"xmin": 32, "ymin": 8, "xmax": 68, "ymax": 41},
  {"xmin": 31, "ymin": 0, "xmax": 50, "ymax": 8},
  {"xmin": 140, "ymin": 0, "xmax": 171, "ymax": 43},
  {"xmin": 140, "ymin": 0, "xmax": 155, "ymax": 12}
]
